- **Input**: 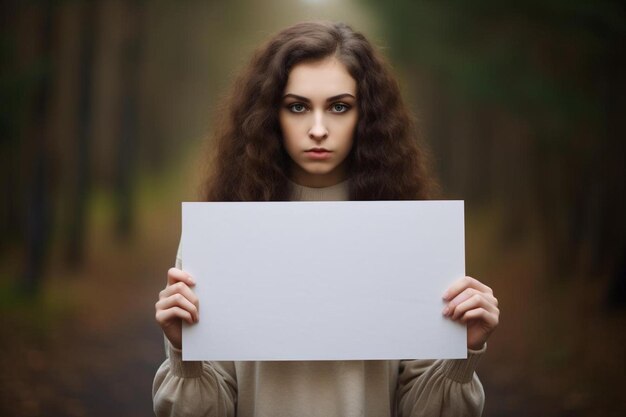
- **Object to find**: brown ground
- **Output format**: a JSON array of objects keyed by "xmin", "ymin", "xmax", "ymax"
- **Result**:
[{"xmin": 1, "ymin": 196, "xmax": 624, "ymax": 416}]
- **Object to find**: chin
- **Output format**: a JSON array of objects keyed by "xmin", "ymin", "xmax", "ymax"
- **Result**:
[{"xmin": 303, "ymin": 167, "xmax": 335, "ymax": 176}]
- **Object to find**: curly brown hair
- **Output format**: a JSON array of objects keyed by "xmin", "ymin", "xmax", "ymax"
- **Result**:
[{"xmin": 203, "ymin": 21, "xmax": 438, "ymax": 201}]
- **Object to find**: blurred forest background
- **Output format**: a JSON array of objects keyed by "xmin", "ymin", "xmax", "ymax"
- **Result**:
[{"xmin": 1, "ymin": 0, "xmax": 625, "ymax": 416}]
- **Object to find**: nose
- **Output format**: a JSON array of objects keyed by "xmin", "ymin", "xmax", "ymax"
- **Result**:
[{"xmin": 308, "ymin": 112, "xmax": 328, "ymax": 141}]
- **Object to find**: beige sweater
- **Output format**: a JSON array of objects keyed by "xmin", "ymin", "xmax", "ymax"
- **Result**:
[{"xmin": 153, "ymin": 180, "xmax": 486, "ymax": 417}]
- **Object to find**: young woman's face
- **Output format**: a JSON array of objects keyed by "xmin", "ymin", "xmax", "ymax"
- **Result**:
[{"xmin": 279, "ymin": 57, "xmax": 358, "ymax": 188}]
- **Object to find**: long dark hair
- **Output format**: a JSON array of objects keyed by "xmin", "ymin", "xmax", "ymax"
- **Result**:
[{"xmin": 203, "ymin": 21, "xmax": 438, "ymax": 201}]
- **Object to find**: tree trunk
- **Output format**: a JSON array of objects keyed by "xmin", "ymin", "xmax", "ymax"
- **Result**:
[
  {"xmin": 115, "ymin": 2, "xmax": 144, "ymax": 240},
  {"xmin": 22, "ymin": 1, "xmax": 55, "ymax": 293},
  {"xmin": 66, "ymin": 2, "xmax": 96, "ymax": 266}
]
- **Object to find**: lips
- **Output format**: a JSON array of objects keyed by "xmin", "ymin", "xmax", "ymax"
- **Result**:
[{"xmin": 305, "ymin": 148, "xmax": 332, "ymax": 160}]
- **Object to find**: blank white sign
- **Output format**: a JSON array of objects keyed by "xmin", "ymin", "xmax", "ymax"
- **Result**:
[{"xmin": 181, "ymin": 200, "xmax": 466, "ymax": 361}]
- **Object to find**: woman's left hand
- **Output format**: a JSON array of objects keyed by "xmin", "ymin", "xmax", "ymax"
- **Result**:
[{"xmin": 442, "ymin": 276, "xmax": 500, "ymax": 351}]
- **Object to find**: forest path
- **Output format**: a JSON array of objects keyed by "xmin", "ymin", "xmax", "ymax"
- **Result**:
[{"xmin": 0, "ymin": 178, "xmax": 181, "ymax": 417}]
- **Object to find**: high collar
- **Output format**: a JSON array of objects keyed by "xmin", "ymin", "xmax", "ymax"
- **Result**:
[{"xmin": 288, "ymin": 179, "xmax": 350, "ymax": 201}]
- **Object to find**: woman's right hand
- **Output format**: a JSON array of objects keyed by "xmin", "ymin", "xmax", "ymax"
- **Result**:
[{"xmin": 155, "ymin": 268, "xmax": 199, "ymax": 350}]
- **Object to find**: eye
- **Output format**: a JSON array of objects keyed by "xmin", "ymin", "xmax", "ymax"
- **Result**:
[
  {"xmin": 330, "ymin": 103, "xmax": 350, "ymax": 113},
  {"xmin": 288, "ymin": 103, "xmax": 307, "ymax": 113}
]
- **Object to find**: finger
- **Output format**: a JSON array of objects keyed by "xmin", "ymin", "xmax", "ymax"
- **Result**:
[
  {"xmin": 156, "ymin": 294, "xmax": 199, "ymax": 322},
  {"xmin": 448, "ymin": 293, "xmax": 498, "ymax": 320},
  {"xmin": 159, "ymin": 281, "xmax": 199, "ymax": 309},
  {"xmin": 167, "ymin": 267, "xmax": 195, "ymax": 287},
  {"xmin": 443, "ymin": 276, "xmax": 493, "ymax": 301},
  {"xmin": 445, "ymin": 287, "xmax": 498, "ymax": 315},
  {"xmin": 451, "ymin": 293, "xmax": 499, "ymax": 320},
  {"xmin": 156, "ymin": 306, "xmax": 194, "ymax": 325},
  {"xmin": 460, "ymin": 307, "xmax": 499, "ymax": 328}
]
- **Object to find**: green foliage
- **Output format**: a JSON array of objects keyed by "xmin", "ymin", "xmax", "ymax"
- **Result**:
[{"xmin": 363, "ymin": 0, "xmax": 625, "ymax": 144}]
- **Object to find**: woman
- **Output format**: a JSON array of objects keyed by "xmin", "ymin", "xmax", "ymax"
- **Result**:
[{"xmin": 153, "ymin": 21, "xmax": 500, "ymax": 417}]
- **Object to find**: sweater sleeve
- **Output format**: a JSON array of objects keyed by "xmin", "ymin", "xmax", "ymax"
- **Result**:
[
  {"xmin": 152, "ymin": 343, "xmax": 237, "ymax": 417},
  {"xmin": 396, "ymin": 344, "xmax": 486, "ymax": 417},
  {"xmin": 152, "ymin": 242, "xmax": 238, "ymax": 417}
]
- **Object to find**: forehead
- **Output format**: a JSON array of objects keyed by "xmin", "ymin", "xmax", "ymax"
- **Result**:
[{"xmin": 284, "ymin": 57, "xmax": 356, "ymax": 97}]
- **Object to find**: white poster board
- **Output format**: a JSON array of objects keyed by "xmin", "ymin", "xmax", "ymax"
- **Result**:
[{"xmin": 181, "ymin": 200, "xmax": 466, "ymax": 361}]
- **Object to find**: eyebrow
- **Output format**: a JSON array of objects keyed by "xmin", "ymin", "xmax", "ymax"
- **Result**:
[{"xmin": 282, "ymin": 93, "xmax": 356, "ymax": 102}]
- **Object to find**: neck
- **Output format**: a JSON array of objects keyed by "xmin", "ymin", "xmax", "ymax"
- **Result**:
[{"xmin": 289, "ymin": 164, "xmax": 349, "ymax": 188}]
